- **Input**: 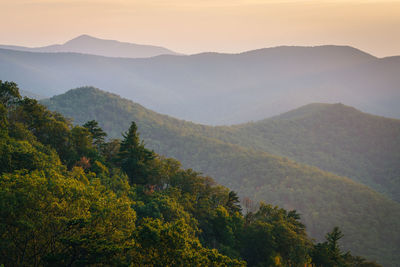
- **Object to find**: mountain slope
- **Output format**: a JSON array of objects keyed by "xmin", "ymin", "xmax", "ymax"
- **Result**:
[
  {"xmin": 0, "ymin": 35, "xmax": 179, "ymax": 58},
  {"xmin": 44, "ymin": 84, "xmax": 400, "ymax": 202},
  {"xmin": 1, "ymin": 45, "xmax": 399, "ymax": 124},
  {"xmin": 201, "ymin": 103, "xmax": 400, "ymax": 202},
  {"xmin": 42, "ymin": 87, "xmax": 400, "ymax": 266}
]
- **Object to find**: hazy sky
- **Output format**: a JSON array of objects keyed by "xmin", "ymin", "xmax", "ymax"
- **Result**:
[{"xmin": 0, "ymin": 0, "xmax": 399, "ymax": 57}]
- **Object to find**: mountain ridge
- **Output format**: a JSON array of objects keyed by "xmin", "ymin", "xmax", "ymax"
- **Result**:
[
  {"xmin": 210, "ymin": 102, "xmax": 400, "ymax": 202},
  {"xmin": 0, "ymin": 34, "xmax": 179, "ymax": 58},
  {"xmin": 1, "ymin": 44, "xmax": 398, "ymax": 124},
  {"xmin": 42, "ymin": 86, "xmax": 400, "ymax": 266}
]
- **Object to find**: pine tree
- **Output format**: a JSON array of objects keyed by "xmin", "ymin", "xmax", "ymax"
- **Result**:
[
  {"xmin": 117, "ymin": 121, "xmax": 155, "ymax": 185},
  {"xmin": 83, "ymin": 120, "xmax": 107, "ymax": 150}
]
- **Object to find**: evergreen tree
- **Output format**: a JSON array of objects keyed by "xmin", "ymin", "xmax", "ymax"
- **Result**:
[
  {"xmin": 0, "ymin": 82, "xmax": 385, "ymax": 267},
  {"xmin": 117, "ymin": 121, "xmax": 156, "ymax": 185},
  {"xmin": 312, "ymin": 227, "xmax": 347, "ymax": 267},
  {"xmin": 226, "ymin": 190, "xmax": 242, "ymax": 214},
  {"xmin": 83, "ymin": 120, "xmax": 107, "ymax": 149},
  {"xmin": 0, "ymin": 80, "xmax": 21, "ymax": 107},
  {"xmin": 0, "ymin": 103, "xmax": 7, "ymax": 136}
]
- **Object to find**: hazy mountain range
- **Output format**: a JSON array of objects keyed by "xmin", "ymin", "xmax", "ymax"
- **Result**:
[
  {"xmin": 0, "ymin": 35, "xmax": 179, "ymax": 58},
  {"xmin": 3, "ymin": 34, "xmax": 399, "ymax": 266},
  {"xmin": 42, "ymin": 87, "xmax": 400, "ymax": 266},
  {"xmin": 1, "ymin": 42, "xmax": 399, "ymax": 124}
]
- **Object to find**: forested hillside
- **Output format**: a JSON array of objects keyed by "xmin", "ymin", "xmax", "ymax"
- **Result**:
[
  {"xmin": 1, "ymin": 81, "xmax": 384, "ymax": 266},
  {"xmin": 43, "ymin": 86, "xmax": 400, "ymax": 266},
  {"xmin": 206, "ymin": 104, "xmax": 400, "ymax": 202}
]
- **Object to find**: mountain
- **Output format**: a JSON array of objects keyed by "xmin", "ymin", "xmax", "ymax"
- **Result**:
[
  {"xmin": 42, "ymin": 87, "xmax": 400, "ymax": 266},
  {"xmin": 0, "ymin": 35, "xmax": 179, "ymax": 58},
  {"xmin": 204, "ymin": 103, "xmax": 400, "ymax": 202},
  {"xmin": 1, "ymin": 45, "xmax": 399, "ymax": 124},
  {"xmin": 3, "ymin": 82, "xmax": 386, "ymax": 266}
]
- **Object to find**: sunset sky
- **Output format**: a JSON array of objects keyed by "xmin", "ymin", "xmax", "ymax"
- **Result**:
[{"xmin": 1, "ymin": 0, "xmax": 399, "ymax": 57}]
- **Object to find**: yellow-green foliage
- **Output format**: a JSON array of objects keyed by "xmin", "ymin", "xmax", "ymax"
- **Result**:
[
  {"xmin": 0, "ymin": 82, "xmax": 384, "ymax": 266},
  {"xmin": 1, "ymin": 82, "xmax": 247, "ymax": 266},
  {"xmin": 42, "ymin": 86, "xmax": 399, "ymax": 266}
]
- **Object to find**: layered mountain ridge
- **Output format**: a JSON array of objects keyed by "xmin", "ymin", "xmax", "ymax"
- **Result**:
[
  {"xmin": 42, "ymin": 86, "xmax": 400, "ymax": 266},
  {"xmin": 1, "ymin": 44, "xmax": 399, "ymax": 124},
  {"xmin": 0, "ymin": 34, "xmax": 179, "ymax": 58}
]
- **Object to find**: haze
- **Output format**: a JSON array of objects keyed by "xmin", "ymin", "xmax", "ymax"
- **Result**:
[{"xmin": 1, "ymin": 0, "xmax": 399, "ymax": 57}]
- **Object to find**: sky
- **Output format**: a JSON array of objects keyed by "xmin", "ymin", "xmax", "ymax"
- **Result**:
[{"xmin": 0, "ymin": 0, "xmax": 399, "ymax": 57}]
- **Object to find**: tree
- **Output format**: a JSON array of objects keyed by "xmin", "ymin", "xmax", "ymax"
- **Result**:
[
  {"xmin": 10, "ymin": 97, "xmax": 72, "ymax": 164},
  {"xmin": 241, "ymin": 203, "xmax": 311, "ymax": 267},
  {"xmin": 101, "ymin": 138, "xmax": 120, "ymax": 168},
  {"xmin": 83, "ymin": 120, "xmax": 107, "ymax": 150},
  {"xmin": 311, "ymin": 227, "xmax": 347, "ymax": 267},
  {"xmin": 117, "ymin": 121, "xmax": 156, "ymax": 185},
  {"xmin": 0, "ymin": 82, "xmax": 384, "ymax": 267},
  {"xmin": 0, "ymin": 80, "xmax": 21, "ymax": 107},
  {"xmin": 326, "ymin": 227, "xmax": 344, "ymax": 263},
  {"xmin": 0, "ymin": 168, "xmax": 137, "ymax": 266},
  {"xmin": 135, "ymin": 218, "xmax": 245, "ymax": 266},
  {"xmin": 0, "ymin": 103, "xmax": 8, "ymax": 137},
  {"xmin": 226, "ymin": 190, "xmax": 242, "ymax": 214}
]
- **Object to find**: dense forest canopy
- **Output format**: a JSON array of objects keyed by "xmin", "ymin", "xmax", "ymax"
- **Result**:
[
  {"xmin": 213, "ymin": 103, "xmax": 400, "ymax": 202},
  {"xmin": 42, "ymin": 86, "xmax": 400, "ymax": 266},
  {"xmin": 0, "ymin": 81, "xmax": 384, "ymax": 266},
  {"xmin": 42, "ymin": 87, "xmax": 400, "ymax": 203}
]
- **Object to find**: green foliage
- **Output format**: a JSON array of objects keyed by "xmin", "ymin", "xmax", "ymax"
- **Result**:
[
  {"xmin": 83, "ymin": 119, "xmax": 107, "ymax": 149},
  {"xmin": 2, "ymin": 82, "xmax": 386, "ymax": 266},
  {"xmin": 1, "ymin": 82, "xmax": 250, "ymax": 266},
  {"xmin": 0, "ymin": 137, "xmax": 60, "ymax": 174},
  {"xmin": 241, "ymin": 204, "xmax": 311, "ymax": 267},
  {"xmin": 0, "ymin": 104, "xmax": 8, "ymax": 137},
  {"xmin": 311, "ymin": 227, "xmax": 382, "ymax": 267},
  {"xmin": 12, "ymin": 97, "xmax": 73, "ymax": 165},
  {"xmin": 221, "ymin": 103, "xmax": 400, "ymax": 202},
  {"xmin": 134, "ymin": 217, "xmax": 244, "ymax": 266},
  {"xmin": 42, "ymin": 86, "xmax": 399, "ymax": 266},
  {"xmin": 311, "ymin": 227, "xmax": 346, "ymax": 267},
  {"xmin": 0, "ymin": 80, "xmax": 21, "ymax": 107},
  {"xmin": 117, "ymin": 122, "xmax": 157, "ymax": 185},
  {"xmin": 227, "ymin": 190, "xmax": 242, "ymax": 214},
  {"xmin": 0, "ymin": 168, "xmax": 137, "ymax": 266}
]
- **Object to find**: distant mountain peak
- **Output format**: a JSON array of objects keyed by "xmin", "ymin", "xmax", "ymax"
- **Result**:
[
  {"xmin": 65, "ymin": 34, "xmax": 97, "ymax": 43},
  {"xmin": 75, "ymin": 34, "xmax": 93, "ymax": 39},
  {"xmin": 0, "ymin": 34, "xmax": 179, "ymax": 58},
  {"xmin": 65, "ymin": 86, "xmax": 113, "ymax": 97},
  {"xmin": 302, "ymin": 102, "xmax": 360, "ymax": 113},
  {"xmin": 264, "ymin": 103, "xmax": 365, "ymax": 122},
  {"xmin": 238, "ymin": 45, "xmax": 376, "ymax": 62}
]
